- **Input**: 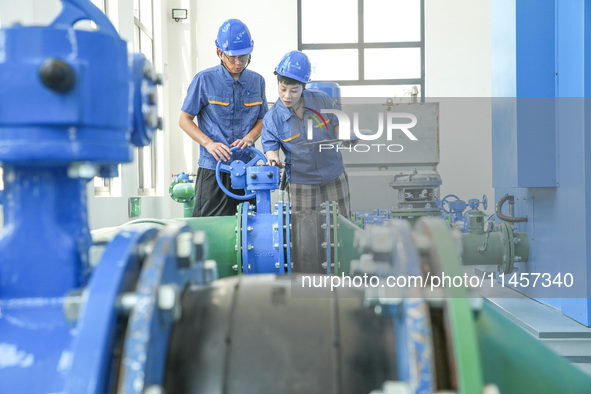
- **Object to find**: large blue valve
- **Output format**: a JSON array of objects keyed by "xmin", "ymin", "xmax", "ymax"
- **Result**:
[
  {"xmin": 0, "ymin": 0, "xmax": 160, "ymax": 298},
  {"xmin": 215, "ymin": 146, "xmax": 269, "ymax": 200},
  {"xmin": 215, "ymin": 145, "xmax": 280, "ymax": 214},
  {"xmin": 0, "ymin": 1, "xmax": 176, "ymax": 392}
]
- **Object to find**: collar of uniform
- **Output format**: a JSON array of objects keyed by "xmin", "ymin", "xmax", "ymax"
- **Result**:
[
  {"xmin": 277, "ymin": 91, "xmax": 311, "ymax": 121},
  {"xmin": 217, "ymin": 64, "xmax": 245, "ymax": 86}
]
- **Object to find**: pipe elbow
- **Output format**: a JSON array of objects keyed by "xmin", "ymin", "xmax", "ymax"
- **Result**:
[{"xmin": 495, "ymin": 194, "xmax": 528, "ymax": 223}]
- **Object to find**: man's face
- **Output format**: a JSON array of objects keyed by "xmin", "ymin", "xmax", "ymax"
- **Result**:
[
  {"xmin": 219, "ymin": 50, "xmax": 249, "ymax": 75},
  {"xmin": 278, "ymin": 82, "xmax": 303, "ymax": 108}
]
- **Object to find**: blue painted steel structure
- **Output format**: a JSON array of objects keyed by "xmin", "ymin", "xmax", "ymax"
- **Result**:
[
  {"xmin": 0, "ymin": 1, "xmax": 212, "ymax": 392},
  {"xmin": 492, "ymin": 0, "xmax": 591, "ymax": 325}
]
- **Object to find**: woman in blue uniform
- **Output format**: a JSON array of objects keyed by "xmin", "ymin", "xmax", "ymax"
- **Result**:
[{"xmin": 261, "ymin": 51, "xmax": 351, "ymax": 218}]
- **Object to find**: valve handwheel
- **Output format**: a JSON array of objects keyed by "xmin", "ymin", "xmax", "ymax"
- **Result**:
[
  {"xmin": 215, "ymin": 146, "xmax": 268, "ymax": 200},
  {"xmin": 441, "ymin": 194, "xmax": 461, "ymax": 214}
]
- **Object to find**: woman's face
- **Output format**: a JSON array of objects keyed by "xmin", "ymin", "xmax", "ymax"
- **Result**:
[{"xmin": 278, "ymin": 82, "xmax": 304, "ymax": 108}]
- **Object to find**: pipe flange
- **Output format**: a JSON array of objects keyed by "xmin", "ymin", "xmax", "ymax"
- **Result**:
[
  {"xmin": 496, "ymin": 221, "xmax": 515, "ymax": 274},
  {"xmin": 169, "ymin": 178, "xmax": 194, "ymax": 203},
  {"xmin": 119, "ymin": 222, "xmax": 210, "ymax": 392}
]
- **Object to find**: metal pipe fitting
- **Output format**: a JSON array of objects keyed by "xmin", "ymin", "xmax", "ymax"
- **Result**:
[{"xmin": 495, "ymin": 194, "xmax": 528, "ymax": 223}]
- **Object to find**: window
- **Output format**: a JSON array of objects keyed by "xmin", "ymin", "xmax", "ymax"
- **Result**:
[
  {"xmin": 298, "ymin": 0, "xmax": 425, "ymax": 99},
  {"xmin": 134, "ymin": 0, "xmax": 159, "ymax": 196}
]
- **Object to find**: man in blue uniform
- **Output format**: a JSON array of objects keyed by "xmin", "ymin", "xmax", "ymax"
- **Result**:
[
  {"xmin": 261, "ymin": 51, "xmax": 351, "ymax": 218},
  {"xmin": 180, "ymin": 19, "xmax": 268, "ymax": 216}
]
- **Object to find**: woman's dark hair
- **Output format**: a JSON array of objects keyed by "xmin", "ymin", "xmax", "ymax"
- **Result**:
[{"xmin": 275, "ymin": 72, "xmax": 306, "ymax": 88}]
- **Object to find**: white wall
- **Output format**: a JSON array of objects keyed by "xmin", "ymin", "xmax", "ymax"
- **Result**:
[
  {"xmin": 167, "ymin": 0, "xmax": 200, "ymax": 179},
  {"xmin": 425, "ymin": 0, "xmax": 494, "ymax": 205},
  {"xmin": 425, "ymin": 0, "xmax": 491, "ymax": 97}
]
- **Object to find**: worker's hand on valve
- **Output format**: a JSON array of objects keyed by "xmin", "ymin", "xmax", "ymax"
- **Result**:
[
  {"xmin": 231, "ymin": 138, "xmax": 253, "ymax": 149},
  {"xmin": 267, "ymin": 158, "xmax": 285, "ymax": 168},
  {"xmin": 205, "ymin": 141, "xmax": 233, "ymax": 162},
  {"xmin": 216, "ymin": 146, "xmax": 267, "ymax": 200}
]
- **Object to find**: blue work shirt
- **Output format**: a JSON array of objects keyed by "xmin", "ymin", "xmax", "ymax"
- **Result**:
[
  {"xmin": 262, "ymin": 89, "xmax": 345, "ymax": 184},
  {"xmin": 181, "ymin": 64, "xmax": 268, "ymax": 170}
]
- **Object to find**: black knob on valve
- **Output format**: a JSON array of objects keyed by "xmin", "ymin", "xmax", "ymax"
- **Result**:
[{"xmin": 40, "ymin": 58, "xmax": 76, "ymax": 93}]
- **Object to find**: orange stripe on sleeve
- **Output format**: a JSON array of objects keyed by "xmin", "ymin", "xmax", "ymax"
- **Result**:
[{"xmin": 282, "ymin": 133, "xmax": 301, "ymax": 142}]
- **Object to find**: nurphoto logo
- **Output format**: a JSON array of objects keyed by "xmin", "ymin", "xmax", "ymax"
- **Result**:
[{"xmin": 307, "ymin": 110, "xmax": 419, "ymax": 153}]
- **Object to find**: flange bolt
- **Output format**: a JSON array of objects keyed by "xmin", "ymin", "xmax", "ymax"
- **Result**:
[{"xmin": 40, "ymin": 58, "xmax": 76, "ymax": 93}]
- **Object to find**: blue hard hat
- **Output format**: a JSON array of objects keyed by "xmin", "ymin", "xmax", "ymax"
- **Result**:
[
  {"xmin": 215, "ymin": 19, "xmax": 254, "ymax": 56},
  {"xmin": 275, "ymin": 51, "xmax": 312, "ymax": 83}
]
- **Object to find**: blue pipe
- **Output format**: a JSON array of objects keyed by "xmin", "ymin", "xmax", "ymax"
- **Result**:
[
  {"xmin": 0, "ymin": 0, "xmax": 162, "ymax": 391},
  {"xmin": 0, "ymin": 165, "xmax": 92, "ymax": 297}
]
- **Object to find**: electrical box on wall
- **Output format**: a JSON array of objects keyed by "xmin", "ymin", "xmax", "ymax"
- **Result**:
[{"xmin": 129, "ymin": 197, "xmax": 141, "ymax": 218}]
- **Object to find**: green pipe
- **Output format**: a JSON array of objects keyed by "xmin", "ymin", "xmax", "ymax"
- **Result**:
[
  {"xmin": 172, "ymin": 216, "xmax": 239, "ymax": 278},
  {"xmin": 182, "ymin": 201, "xmax": 195, "ymax": 218},
  {"xmin": 336, "ymin": 215, "xmax": 364, "ymax": 275},
  {"xmin": 416, "ymin": 218, "xmax": 484, "ymax": 393},
  {"xmin": 172, "ymin": 183, "xmax": 195, "ymax": 199},
  {"xmin": 179, "ymin": 210, "xmax": 364, "ymax": 278},
  {"xmin": 461, "ymin": 228, "xmax": 529, "ymax": 267},
  {"xmin": 462, "ymin": 209, "xmax": 529, "ymax": 269},
  {"xmin": 462, "ymin": 232, "xmax": 505, "ymax": 266},
  {"xmin": 92, "ymin": 216, "xmax": 239, "ymax": 278},
  {"xmin": 179, "ymin": 213, "xmax": 362, "ymax": 278},
  {"xmin": 91, "ymin": 219, "xmax": 167, "ymax": 244},
  {"xmin": 93, "ymin": 211, "xmax": 363, "ymax": 279},
  {"xmin": 513, "ymin": 233, "xmax": 529, "ymax": 262},
  {"xmin": 477, "ymin": 300, "xmax": 591, "ymax": 394},
  {"xmin": 171, "ymin": 183, "xmax": 195, "ymax": 218}
]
